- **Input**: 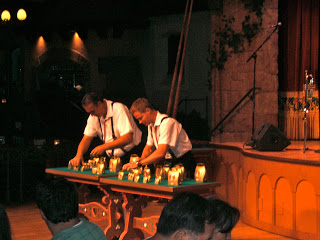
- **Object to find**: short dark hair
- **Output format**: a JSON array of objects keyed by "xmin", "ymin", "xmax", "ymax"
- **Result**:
[
  {"xmin": 130, "ymin": 98, "xmax": 155, "ymax": 115},
  {"xmin": 207, "ymin": 197, "xmax": 240, "ymax": 233},
  {"xmin": 0, "ymin": 204, "xmax": 11, "ymax": 240},
  {"xmin": 35, "ymin": 178, "xmax": 79, "ymax": 224},
  {"xmin": 156, "ymin": 192, "xmax": 214, "ymax": 236},
  {"xmin": 81, "ymin": 92, "xmax": 103, "ymax": 107}
]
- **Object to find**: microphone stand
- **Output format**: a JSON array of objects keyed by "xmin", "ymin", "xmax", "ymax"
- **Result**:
[
  {"xmin": 303, "ymin": 71, "xmax": 308, "ymax": 153},
  {"xmin": 211, "ymin": 26, "xmax": 279, "ymax": 139},
  {"xmin": 245, "ymin": 25, "xmax": 279, "ymax": 145},
  {"xmin": 303, "ymin": 71, "xmax": 315, "ymax": 153}
]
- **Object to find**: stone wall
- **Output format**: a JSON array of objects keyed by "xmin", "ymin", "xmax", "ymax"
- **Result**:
[{"xmin": 210, "ymin": 0, "xmax": 279, "ymax": 142}]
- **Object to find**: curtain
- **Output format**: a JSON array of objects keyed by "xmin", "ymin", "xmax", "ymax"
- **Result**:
[{"xmin": 279, "ymin": 0, "xmax": 319, "ymax": 140}]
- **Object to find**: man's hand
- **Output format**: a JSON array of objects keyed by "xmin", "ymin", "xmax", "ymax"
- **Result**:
[
  {"xmin": 122, "ymin": 162, "xmax": 138, "ymax": 171},
  {"xmin": 69, "ymin": 156, "xmax": 84, "ymax": 167},
  {"xmin": 90, "ymin": 145, "xmax": 107, "ymax": 157}
]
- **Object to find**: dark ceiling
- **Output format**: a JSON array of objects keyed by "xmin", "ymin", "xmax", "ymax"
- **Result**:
[{"xmin": 0, "ymin": 0, "xmax": 209, "ymax": 30}]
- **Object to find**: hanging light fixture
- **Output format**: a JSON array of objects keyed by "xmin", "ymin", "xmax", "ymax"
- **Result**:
[
  {"xmin": 17, "ymin": 8, "xmax": 27, "ymax": 21},
  {"xmin": 1, "ymin": 10, "xmax": 11, "ymax": 21}
]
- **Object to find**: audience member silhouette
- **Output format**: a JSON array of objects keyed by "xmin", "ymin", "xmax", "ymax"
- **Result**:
[
  {"xmin": 146, "ymin": 192, "xmax": 216, "ymax": 240},
  {"xmin": 35, "ymin": 177, "xmax": 106, "ymax": 240},
  {"xmin": 207, "ymin": 197, "xmax": 240, "ymax": 240},
  {"xmin": 0, "ymin": 204, "xmax": 11, "ymax": 240}
]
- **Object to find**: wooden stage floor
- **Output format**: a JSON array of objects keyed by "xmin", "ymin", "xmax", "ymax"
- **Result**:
[{"xmin": 214, "ymin": 140, "xmax": 320, "ymax": 163}]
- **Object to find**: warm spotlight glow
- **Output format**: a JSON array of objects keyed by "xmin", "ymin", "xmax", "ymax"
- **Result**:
[
  {"xmin": 38, "ymin": 36, "xmax": 45, "ymax": 45},
  {"xmin": 35, "ymin": 36, "xmax": 48, "ymax": 56},
  {"xmin": 1, "ymin": 10, "xmax": 11, "ymax": 21},
  {"xmin": 54, "ymin": 139, "xmax": 60, "ymax": 145},
  {"xmin": 1, "ymin": 98, "xmax": 6, "ymax": 103},
  {"xmin": 71, "ymin": 32, "xmax": 87, "ymax": 57},
  {"xmin": 17, "ymin": 9, "xmax": 27, "ymax": 21},
  {"xmin": 74, "ymin": 32, "xmax": 80, "ymax": 39}
]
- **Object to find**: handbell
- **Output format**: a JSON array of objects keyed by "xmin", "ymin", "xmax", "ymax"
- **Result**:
[
  {"xmin": 97, "ymin": 162, "xmax": 105, "ymax": 174},
  {"xmin": 162, "ymin": 164, "xmax": 170, "ymax": 179},
  {"xmin": 143, "ymin": 176, "xmax": 149, "ymax": 183},
  {"xmin": 175, "ymin": 164, "xmax": 185, "ymax": 182},
  {"xmin": 118, "ymin": 170, "xmax": 124, "ymax": 180},
  {"xmin": 155, "ymin": 165, "xmax": 163, "ymax": 178},
  {"xmin": 130, "ymin": 154, "xmax": 139, "ymax": 164},
  {"xmin": 134, "ymin": 175, "xmax": 140, "ymax": 182},
  {"xmin": 93, "ymin": 157, "xmax": 100, "ymax": 167},
  {"xmin": 109, "ymin": 156, "xmax": 122, "ymax": 172},
  {"xmin": 155, "ymin": 176, "xmax": 162, "ymax": 185},
  {"xmin": 194, "ymin": 163, "xmax": 207, "ymax": 183},
  {"xmin": 168, "ymin": 167, "xmax": 181, "ymax": 186},
  {"xmin": 128, "ymin": 170, "xmax": 135, "ymax": 181}
]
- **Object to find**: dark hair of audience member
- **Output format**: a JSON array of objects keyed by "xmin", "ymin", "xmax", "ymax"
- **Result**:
[
  {"xmin": 0, "ymin": 204, "xmax": 11, "ymax": 240},
  {"xmin": 156, "ymin": 192, "xmax": 214, "ymax": 236},
  {"xmin": 207, "ymin": 197, "xmax": 240, "ymax": 233},
  {"xmin": 35, "ymin": 177, "xmax": 79, "ymax": 224}
]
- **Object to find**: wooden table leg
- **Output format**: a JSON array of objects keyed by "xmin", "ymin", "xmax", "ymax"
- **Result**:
[
  {"xmin": 99, "ymin": 187, "xmax": 125, "ymax": 240},
  {"xmin": 76, "ymin": 184, "xmax": 125, "ymax": 239},
  {"xmin": 76, "ymin": 183, "xmax": 91, "ymax": 203},
  {"xmin": 119, "ymin": 193, "xmax": 147, "ymax": 240}
]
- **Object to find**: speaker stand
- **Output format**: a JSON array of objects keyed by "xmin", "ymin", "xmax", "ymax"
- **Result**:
[
  {"xmin": 303, "ymin": 114, "xmax": 307, "ymax": 153},
  {"xmin": 303, "ymin": 104, "xmax": 308, "ymax": 153}
]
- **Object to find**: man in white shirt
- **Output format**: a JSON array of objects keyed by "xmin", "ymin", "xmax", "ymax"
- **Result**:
[
  {"xmin": 123, "ymin": 98, "xmax": 195, "ymax": 177},
  {"xmin": 70, "ymin": 92, "xmax": 142, "ymax": 166}
]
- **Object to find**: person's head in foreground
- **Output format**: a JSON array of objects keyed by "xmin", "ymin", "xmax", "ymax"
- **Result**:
[
  {"xmin": 151, "ymin": 192, "xmax": 215, "ymax": 240},
  {"xmin": 207, "ymin": 197, "xmax": 240, "ymax": 240},
  {"xmin": 35, "ymin": 177, "xmax": 106, "ymax": 240},
  {"xmin": 36, "ymin": 177, "xmax": 79, "ymax": 227}
]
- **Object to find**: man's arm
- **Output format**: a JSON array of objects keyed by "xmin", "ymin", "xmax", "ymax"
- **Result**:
[
  {"xmin": 139, "ymin": 144, "xmax": 169, "ymax": 166},
  {"xmin": 123, "ymin": 144, "xmax": 169, "ymax": 171},
  {"xmin": 140, "ymin": 144, "xmax": 156, "ymax": 160},
  {"xmin": 90, "ymin": 132, "xmax": 133, "ymax": 156},
  {"xmin": 70, "ymin": 135, "xmax": 94, "ymax": 166}
]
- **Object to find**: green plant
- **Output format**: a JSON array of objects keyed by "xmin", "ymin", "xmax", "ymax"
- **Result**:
[
  {"xmin": 207, "ymin": 0, "xmax": 265, "ymax": 87},
  {"xmin": 278, "ymin": 96, "xmax": 319, "ymax": 112},
  {"xmin": 240, "ymin": 0, "xmax": 265, "ymax": 19}
]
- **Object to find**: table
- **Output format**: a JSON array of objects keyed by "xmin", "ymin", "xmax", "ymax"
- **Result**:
[
  {"xmin": 45, "ymin": 167, "xmax": 119, "ymax": 185},
  {"xmin": 45, "ymin": 167, "xmax": 220, "ymax": 240}
]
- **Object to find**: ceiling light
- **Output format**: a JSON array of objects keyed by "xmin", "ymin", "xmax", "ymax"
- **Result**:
[
  {"xmin": 1, "ymin": 10, "xmax": 11, "ymax": 21},
  {"xmin": 17, "ymin": 9, "xmax": 27, "ymax": 21}
]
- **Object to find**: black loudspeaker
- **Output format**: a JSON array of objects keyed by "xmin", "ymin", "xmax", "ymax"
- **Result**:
[{"xmin": 252, "ymin": 123, "xmax": 291, "ymax": 151}]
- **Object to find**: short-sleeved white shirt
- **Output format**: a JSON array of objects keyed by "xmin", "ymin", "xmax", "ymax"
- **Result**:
[
  {"xmin": 84, "ymin": 100, "xmax": 142, "ymax": 157},
  {"xmin": 147, "ymin": 111, "xmax": 192, "ymax": 159}
]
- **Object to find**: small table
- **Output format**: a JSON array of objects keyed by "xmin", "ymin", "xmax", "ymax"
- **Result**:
[{"xmin": 45, "ymin": 167, "xmax": 220, "ymax": 240}]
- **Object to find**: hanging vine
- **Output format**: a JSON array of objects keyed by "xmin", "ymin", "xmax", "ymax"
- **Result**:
[{"xmin": 207, "ymin": 0, "xmax": 265, "ymax": 87}]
